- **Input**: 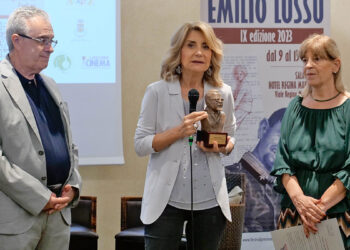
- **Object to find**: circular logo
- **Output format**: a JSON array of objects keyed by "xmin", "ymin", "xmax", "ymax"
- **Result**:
[{"xmin": 54, "ymin": 55, "xmax": 72, "ymax": 71}]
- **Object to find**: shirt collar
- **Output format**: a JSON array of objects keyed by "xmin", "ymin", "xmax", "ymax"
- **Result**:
[{"xmin": 15, "ymin": 69, "xmax": 39, "ymax": 87}]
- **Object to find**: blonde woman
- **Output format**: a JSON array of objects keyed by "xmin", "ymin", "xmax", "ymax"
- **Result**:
[
  {"xmin": 271, "ymin": 34, "xmax": 350, "ymax": 249},
  {"xmin": 135, "ymin": 21, "xmax": 236, "ymax": 249}
]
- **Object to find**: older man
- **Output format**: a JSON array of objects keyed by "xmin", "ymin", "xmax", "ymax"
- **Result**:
[{"xmin": 0, "ymin": 6, "xmax": 81, "ymax": 250}]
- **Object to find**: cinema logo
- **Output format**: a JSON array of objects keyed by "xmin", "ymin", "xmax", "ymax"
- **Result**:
[{"xmin": 81, "ymin": 56, "xmax": 111, "ymax": 69}]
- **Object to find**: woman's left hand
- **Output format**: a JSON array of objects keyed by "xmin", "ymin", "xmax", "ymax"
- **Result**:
[
  {"xmin": 197, "ymin": 136, "xmax": 234, "ymax": 155},
  {"xmin": 303, "ymin": 200, "xmax": 329, "ymax": 237},
  {"xmin": 303, "ymin": 222, "xmax": 318, "ymax": 238}
]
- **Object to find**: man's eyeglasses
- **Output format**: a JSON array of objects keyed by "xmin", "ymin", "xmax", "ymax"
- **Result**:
[{"xmin": 18, "ymin": 34, "xmax": 58, "ymax": 48}]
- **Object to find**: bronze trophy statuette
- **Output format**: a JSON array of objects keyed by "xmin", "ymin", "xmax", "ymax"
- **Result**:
[{"xmin": 197, "ymin": 89, "xmax": 228, "ymax": 147}]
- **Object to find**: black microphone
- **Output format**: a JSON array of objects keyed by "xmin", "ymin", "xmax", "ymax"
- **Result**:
[{"xmin": 188, "ymin": 89, "xmax": 199, "ymax": 113}]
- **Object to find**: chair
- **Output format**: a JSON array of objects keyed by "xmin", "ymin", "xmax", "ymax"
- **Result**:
[
  {"xmin": 114, "ymin": 197, "xmax": 144, "ymax": 250},
  {"xmin": 115, "ymin": 197, "xmax": 187, "ymax": 250},
  {"xmin": 115, "ymin": 173, "xmax": 245, "ymax": 250},
  {"xmin": 70, "ymin": 196, "xmax": 99, "ymax": 250}
]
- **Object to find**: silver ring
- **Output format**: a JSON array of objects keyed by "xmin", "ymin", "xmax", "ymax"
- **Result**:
[{"xmin": 193, "ymin": 123, "xmax": 198, "ymax": 129}]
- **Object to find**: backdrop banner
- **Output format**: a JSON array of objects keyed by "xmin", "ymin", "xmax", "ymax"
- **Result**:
[{"xmin": 201, "ymin": 1, "xmax": 330, "ymax": 248}]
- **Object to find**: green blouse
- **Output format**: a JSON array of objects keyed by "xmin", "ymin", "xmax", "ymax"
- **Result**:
[{"xmin": 271, "ymin": 96, "xmax": 350, "ymax": 214}]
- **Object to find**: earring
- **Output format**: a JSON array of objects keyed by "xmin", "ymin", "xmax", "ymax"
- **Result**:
[
  {"xmin": 175, "ymin": 65, "xmax": 182, "ymax": 75},
  {"xmin": 333, "ymin": 71, "xmax": 337, "ymax": 74},
  {"xmin": 206, "ymin": 66, "xmax": 212, "ymax": 77}
]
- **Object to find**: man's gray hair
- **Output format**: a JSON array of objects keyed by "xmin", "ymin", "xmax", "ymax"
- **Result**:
[{"xmin": 6, "ymin": 6, "xmax": 49, "ymax": 51}]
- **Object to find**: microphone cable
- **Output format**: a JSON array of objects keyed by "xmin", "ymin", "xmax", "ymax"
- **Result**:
[
  {"xmin": 188, "ymin": 88, "xmax": 199, "ymax": 250},
  {"xmin": 188, "ymin": 134, "xmax": 195, "ymax": 250}
]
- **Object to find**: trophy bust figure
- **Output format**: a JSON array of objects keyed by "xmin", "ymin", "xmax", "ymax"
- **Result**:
[{"xmin": 198, "ymin": 89, "xmax": 227, "ymax": 147}]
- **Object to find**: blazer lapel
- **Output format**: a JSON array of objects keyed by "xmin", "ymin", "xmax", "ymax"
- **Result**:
[
  {"xmin": 39, "ymin": 75, "xmax": 74, "ymax": 177},
  {"xmin": 41, "ymin": 75, "xmax": 72, "ymax": 148},
  {"xmin": 1, "ymin": 59, "xmax": 42, "ymax": 143},
  {"xmin": 40, "ymin": 75, "xmax": 62, "ymax": 105},
  {"xmin": 168, "ymin": 80, "xmax": 184, "ymax": 120}
]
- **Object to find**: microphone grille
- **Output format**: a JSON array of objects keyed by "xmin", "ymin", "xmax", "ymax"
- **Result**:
[{"xmin": 188, "ymin": 89, "xmax": 199, "ymax": 102}]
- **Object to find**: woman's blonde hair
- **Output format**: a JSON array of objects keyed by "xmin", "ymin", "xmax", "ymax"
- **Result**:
[
  {"xmin": 161, "ymin": 21, "xmax": 223, "ymax": 87},
  {"xmin": 299, "ymin": 34, "xmax": 344, "ymax": 96}
]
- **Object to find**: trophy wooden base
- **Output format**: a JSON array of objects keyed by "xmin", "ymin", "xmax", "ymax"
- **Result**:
[{"xmin": 196, "ymin": 130, "xmax": 227, "ymax": 147}]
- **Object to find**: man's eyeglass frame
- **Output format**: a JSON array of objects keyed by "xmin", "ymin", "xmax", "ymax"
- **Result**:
[{"xmin": 18, "ymin": 34, "xmax": 58, "ymax": 48}]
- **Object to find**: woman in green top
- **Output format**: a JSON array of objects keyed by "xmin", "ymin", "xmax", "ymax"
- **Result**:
[{"xmin": 271, "ymin": 34, "xmax": 350, "ymax": 248}]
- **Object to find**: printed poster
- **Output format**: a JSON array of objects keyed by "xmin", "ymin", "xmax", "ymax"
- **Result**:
[{"xmin": 201, "ymin": 1, "xmax": 330, "ymax": 248}]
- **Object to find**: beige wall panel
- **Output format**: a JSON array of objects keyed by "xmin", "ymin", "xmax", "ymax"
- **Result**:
[{"xmin": 331, "ymin": 0, "xmax": 350, "ymax": 90}]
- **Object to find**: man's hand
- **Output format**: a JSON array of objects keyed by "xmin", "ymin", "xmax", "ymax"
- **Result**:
[
  {"xmin": 43, "ymin": 184, "xmax": 77, "ymax": 214},
  {"xmin": 42, "ymin": 193, "xmax": 70, "ymax": 214},
  {"xmin": 61, "ymin": 184, "xmax": 76, "ymax": 202}
]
